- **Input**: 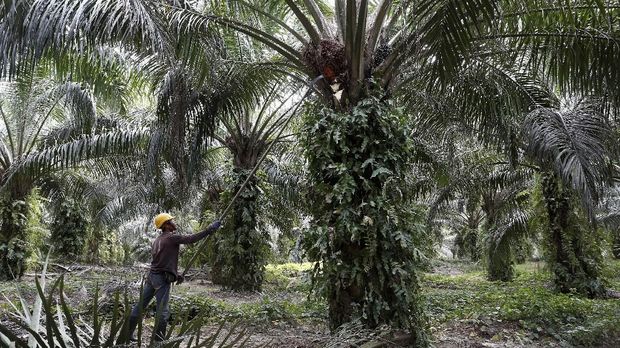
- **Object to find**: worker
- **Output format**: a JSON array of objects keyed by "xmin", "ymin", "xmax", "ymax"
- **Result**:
[{"xmin": 127, "ymin": 213, "xmax": 221, "ymax": 342}]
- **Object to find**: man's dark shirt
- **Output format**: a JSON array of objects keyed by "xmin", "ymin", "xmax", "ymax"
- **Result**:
[{"xmin": 150, "ymin": 227, "xmax": 216, "ymax": 276}]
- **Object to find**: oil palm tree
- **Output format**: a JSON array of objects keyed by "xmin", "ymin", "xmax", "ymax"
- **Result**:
[
  {"xmin": 523, "ymin": 100, "xmax": 618, "ymax": 297},
  {"xmin": 5, "ymin": 0, "xmax": 620, "ymax": 341},
  {"xmin": 480, "ymin": 167, "xmax": 532, "ymax": 281},
  {"xmin": 598, "ymin": 185, "xmax": 620, "ymax": 259},
  {"xmin": 171, "ymin": 1, "xmax": 620, "ymax": 336},
  {"xmin": 203, "ymin": 88, "xmax": 300, "ymax": 291},
  {"xmin": 426, "ymin": 140, "xmax": 534, "ymax": 281}
]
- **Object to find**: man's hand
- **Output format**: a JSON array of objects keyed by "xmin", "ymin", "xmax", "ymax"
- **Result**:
[
  {"xmin": 176, "ymin": 274, "xmax": 185, "ymax": 285},
  {"xmin": 209, "ymin": 220, "xmax": 222, "ymax": 230}
]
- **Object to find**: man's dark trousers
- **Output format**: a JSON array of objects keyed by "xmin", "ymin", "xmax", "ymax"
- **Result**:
[{"xmin": 128, "ymin": 271, "xmax": 171, "ymax": 341}]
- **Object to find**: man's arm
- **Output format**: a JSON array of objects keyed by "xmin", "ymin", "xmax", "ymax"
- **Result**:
[{"xmin": 173, "ymin": 221, "xmax": 221, "ymax": 245}]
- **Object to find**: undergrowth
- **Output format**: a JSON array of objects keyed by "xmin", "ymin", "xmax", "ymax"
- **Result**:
[
  {"xmin": 2, "ymin": 260, "xmax": 618, "ymax": 346},
  {"xmin": 425, "ymin": 260, "xmax": 620, "ymax": 346}
]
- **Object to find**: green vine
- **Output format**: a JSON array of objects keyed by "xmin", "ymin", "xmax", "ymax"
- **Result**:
[
  {"xmin": 51, "ymin": 198, "xmax": 89, "ymax": 261},
  {"xmin": 0, "ymin": 195, "xmax": 29, "ymax": 280},
  {"xmin": 541, "ymin": 172, "xmax": 606, "ymax": 297}
]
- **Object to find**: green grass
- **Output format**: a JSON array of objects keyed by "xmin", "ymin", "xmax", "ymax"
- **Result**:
[
  {"xmin": 424, "ymin": 260, "xmax": 620, "ymax": 346},
  {"xmin": 168, "ymin": 262, "xmax": 325, "ymax": 326},
  {"xmin": 263, "ymin": 262, "xmax": 314, "ymax": 291},
  {"xmin": 170, "ymin": 293, "xmax": 327, "ymax": 326}
]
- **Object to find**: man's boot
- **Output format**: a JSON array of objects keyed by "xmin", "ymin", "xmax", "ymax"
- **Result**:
[
  {"xmin": 153, "ymin": 320, "xmax": 167, "ymax": 342},
  {"xmin": 127, "ymin": 315, "xmax": 138, "ymax": 342}
]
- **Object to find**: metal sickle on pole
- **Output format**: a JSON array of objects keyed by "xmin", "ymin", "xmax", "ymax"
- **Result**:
[{"xmin": 182, "ymin": 75, "xmax": 324, "ymax": 276}]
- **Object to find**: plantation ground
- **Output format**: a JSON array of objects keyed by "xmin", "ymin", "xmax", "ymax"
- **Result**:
[{"xmin": 1, "ymin": 259, "xmax": 619, "ymax": 347}]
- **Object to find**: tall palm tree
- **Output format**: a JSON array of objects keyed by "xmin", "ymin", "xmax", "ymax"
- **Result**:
[{"xmin": 174, "ymin": 1, "xmax": 620, "ymax": 336}]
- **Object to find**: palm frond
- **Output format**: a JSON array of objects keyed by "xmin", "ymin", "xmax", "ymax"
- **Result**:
[
  {"xmin": 0, "ymin": 0, "xmax": 30, "ymax": 77},
  {"xmin": 524, "ymin": 102, "xmax": 614, "ymax": 214},
  {"xmin": 407, "ymin": 55, "xmax": 557, "ymax": 152},
  {"xmin": 367, "ymin": 0, "xmax": 393, "ymax": 53},
  {"xmin": 43, "ymin": 46, "xmax": 148, "ymax": 113},
  {"xmin": 489, "ymin": 207, "xmax": 530, "ymax": 248},
  {"xmin": 2, "ymin": 129, "xmax": 148, "ymax": 189},
  {"xmin": 598, "ymin": 212, "xmax": 620, "ymax": 230},
  {"xmin": 414, "ymin": 0, "xmax": 497, "ymax": 84},
  {"xmin": 493, "ymin": 1, "xmax": 620, "ymax": 110},
  {"xmin": 284, "ymin": 0, "xmax": 321, "ymax": 44},
  {"xmin": 2, "ymin": 0, "xmax": 172, "ymax": 78},
  {"xmin": 168, "ymin": 5, "xmax": 306, "ymax": 68}
]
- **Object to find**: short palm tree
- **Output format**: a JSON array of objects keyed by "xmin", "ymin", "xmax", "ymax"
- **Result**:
[
  {"xmin": 523, "ymin": 100, "xmax": 617, "ymax": 296},
  {"xmin": 426, "ymin": 142, "xmax": 533, "ymax": 281},
  {"xmin": 206, "ymin": 88, "xmax": 299, "ymax": 291}
]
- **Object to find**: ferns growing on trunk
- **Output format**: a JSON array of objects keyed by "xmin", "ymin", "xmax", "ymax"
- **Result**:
[
  {"xmin": 209, "ymin": 169, "xmax": 269, "ymax": 291},
  {"xmin": 0, "ymin": 196, "xmax": 29, "ymax": 280},
  {"xmin": 302, "ymin": 92, "xmax": 430, "ymax": 345},
  {"xmin": 541, "ymin": 172, "xmax": 606, "ymax": 297},
  {"xmin": 50, "ymin": 198, "xmax": 89, "ymax": 261}
]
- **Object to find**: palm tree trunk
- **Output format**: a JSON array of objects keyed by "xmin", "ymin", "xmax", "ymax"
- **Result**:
[
  {"xmin": 541, "ymin": 172, "xmax": 605, "ymax": 297},
  {"xmin": 483, "ymin": 199, "xmax": 515, "ymax": 282},
  {"xmin": 0, "ymin": 186, "xmax": 31, "ymax": 280},
  {"xmin": 613, "ymin": 233, "xmax": 620, "ymax": 259},
  {"xmin": 209, "ymin": 168, "xmax": 268, "ymax": 291},
  {"xmin": 487, "ymin": 233, "xmax": 514, "ymax": 281},
  {"xmin": 302, "ymin": 96, "xmax": 428, "ymax": 345}
]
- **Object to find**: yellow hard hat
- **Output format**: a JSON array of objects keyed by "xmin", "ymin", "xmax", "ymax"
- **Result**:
[{"xmin": 154, "ymin": 213, "xmax": 174, "ymax": 229}]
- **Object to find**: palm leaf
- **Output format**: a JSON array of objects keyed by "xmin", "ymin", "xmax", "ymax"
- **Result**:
[
  {"xmin": 233, "ymin": 0, "xmax": 308, "ymax": 45},
  {"xmin": 2, "ymin": 129, "xmax": 148, "ymax": 189},
  {"xmin": 367, "ymin": 0, "xmax": 393, "ymax": 53},
  {"xmin": 284, "ymin": 0, "xmax": 322, "ymax": 44},
  {"xmin": 489, "ymin": 207, "xmax": 530, "ymax": 249},
  {"xmin": 413, "ymin": 0, "xmax": 497, "ymax": 84},
  {"xmin": 491, "ymin": 2, "xmax": 620, "ymax": 110},
  {"xmin": 524, "ymin": 102, "xmax": 614, "ymax": 215}
]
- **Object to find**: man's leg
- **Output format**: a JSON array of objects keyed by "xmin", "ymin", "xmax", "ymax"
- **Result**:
[
  {"xmin": 153, "ymin": 280, "xmax": 171, "ymax": 342},
  {"xmin": 128, "ymin": 276, "xmax": 156, "ymax": 340}
]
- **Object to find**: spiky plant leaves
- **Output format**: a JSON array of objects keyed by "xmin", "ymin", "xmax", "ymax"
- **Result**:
[
  {"xmin": 58, "ymin": 277, "xmax": 81, "ymax": 347},
  {"xmin": 1, "ymin": 271, "xmax": 263, "ymax": 347},
  {"xmin": 34, "ymin": 276, "xmax": 66, "ymax": 348},
  {"xmin": 0, "ymin": 326, "xmax": 23, "ymax": 347},
  {"xmin": 5, "ymin": 317, "xmax": 48, "ymax": 347}
]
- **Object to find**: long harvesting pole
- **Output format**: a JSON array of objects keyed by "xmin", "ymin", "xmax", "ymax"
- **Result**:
[{"xmin": 181, "ymin": 76, "xmax": 323, "ymax": 276}]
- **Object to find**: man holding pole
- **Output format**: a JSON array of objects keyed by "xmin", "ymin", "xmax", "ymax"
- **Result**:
[
  {"xmin": 127, "ymin": 213, "xmax": 221, "ymax": 342},
  {"xmin": 124, "ymin": 75, "xmax": 322, "ymax": 343}
]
